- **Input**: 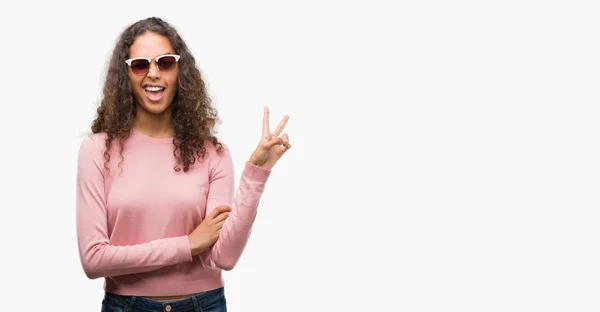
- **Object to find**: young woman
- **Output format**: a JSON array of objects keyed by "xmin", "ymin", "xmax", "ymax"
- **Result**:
[{"xmin": 76, "ymin": 17, "xmax": 291, "ymax": 312}]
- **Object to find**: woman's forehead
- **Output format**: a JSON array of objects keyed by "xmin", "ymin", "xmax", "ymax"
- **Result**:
[{"xmin": 129, "ymin": 32, "xmax": 174, "ymax": 58}]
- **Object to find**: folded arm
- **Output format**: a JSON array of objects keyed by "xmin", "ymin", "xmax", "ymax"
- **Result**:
[{"xmin": 75, "ymin": 136, "xmax": 192, "ymax": 279}]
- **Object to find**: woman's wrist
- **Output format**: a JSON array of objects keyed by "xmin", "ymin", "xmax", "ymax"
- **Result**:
[
  {"xmin": 248, "ymin": 158, "xmax": 269, "ymax": 170},
  {"xmin": 187, "ymin": 235, "xmax": 201, "ymax": 256}
]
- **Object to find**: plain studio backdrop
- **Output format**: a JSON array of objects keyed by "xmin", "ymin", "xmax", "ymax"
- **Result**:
[{"xmin": 0, "ymin": 1, "xmax": 598, "ymax": 311}]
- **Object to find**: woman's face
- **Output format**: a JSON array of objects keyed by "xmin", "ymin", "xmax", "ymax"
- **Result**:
[{"xmin": 127, "ymin": 31, "xmax": 179, "ymax": 117}]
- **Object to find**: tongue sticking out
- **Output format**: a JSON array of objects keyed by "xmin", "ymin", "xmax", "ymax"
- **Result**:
[{"xmin": 145, "ymin": 89, "xmax": 164, "ymax": 102}]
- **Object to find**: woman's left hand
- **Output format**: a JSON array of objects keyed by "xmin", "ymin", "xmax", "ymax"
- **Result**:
[{"xmin": 248, "ymin": 106, "xmax": 291, "ymax": 170}]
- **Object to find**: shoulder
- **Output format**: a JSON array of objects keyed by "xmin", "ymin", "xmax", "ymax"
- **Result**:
[
  {"xmin": 78, "ymin": 132, "xmax": 108, "ymax": 160},
  {"xmin": 203, "ymin": 137, "xmax": 231, "ymax": 159},
  {"xmin": 202, "ymin": 137, "xmax": 233, "ymax": 170}
]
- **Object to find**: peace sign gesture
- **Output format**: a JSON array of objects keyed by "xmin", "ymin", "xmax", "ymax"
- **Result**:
[{"xmin": 248, "ymin": 106, "xmax": 292, "ymax": 170}]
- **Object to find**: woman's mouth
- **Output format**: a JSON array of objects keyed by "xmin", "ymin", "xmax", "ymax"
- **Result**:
[{"xmin": 144, "ymin": 85, "xmax": 165, "ymax": 102}]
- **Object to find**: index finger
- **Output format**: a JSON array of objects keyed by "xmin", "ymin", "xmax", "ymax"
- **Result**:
[
  {"xmin": 272, "ymin": 115, "xmax": 289, "ymax": 137},
  {"xmin": 209, "ymin": 205, "xmax": 232, "ymax": 219}
]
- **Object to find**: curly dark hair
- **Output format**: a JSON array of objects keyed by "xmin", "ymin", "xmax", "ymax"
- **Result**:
[{"xmin": 91, "ymin": 17, "xmax": 223, "ymax": 173}]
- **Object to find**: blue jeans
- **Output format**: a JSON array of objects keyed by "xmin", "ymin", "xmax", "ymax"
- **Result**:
[{"xmin": 101, "ymin": 287, "xmax": 227, "ymax": 312}]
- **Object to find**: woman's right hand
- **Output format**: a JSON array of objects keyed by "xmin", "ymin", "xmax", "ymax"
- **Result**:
[{"xmin": 188, "ymin": 205, "xmax": 232, "ymax": 256}]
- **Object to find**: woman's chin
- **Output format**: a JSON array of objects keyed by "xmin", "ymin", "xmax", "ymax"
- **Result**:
[{"xmin": 139, "ymin": 101, "xmax": 171, "ymax": 115}]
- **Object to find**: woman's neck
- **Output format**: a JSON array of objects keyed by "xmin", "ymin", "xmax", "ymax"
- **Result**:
[{"xmin": 134, "ymin": 107, "xmax": 175, "ymax": 139}]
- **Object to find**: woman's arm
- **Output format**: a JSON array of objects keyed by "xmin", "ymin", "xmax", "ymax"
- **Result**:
[
  {"xmin": 204, "ymin": 150, "xmax": 271, "ymax": 270},
  {"xmin": 75, "ymin": 136, "xmax": 193, "ymax": 279},
  {"xmin": 205, "ymin": 106, "xmax": 291, "ymax": 270}
]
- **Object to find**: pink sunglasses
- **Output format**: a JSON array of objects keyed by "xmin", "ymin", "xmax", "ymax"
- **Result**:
[{"xmin": 125, "ymin": 54, "xmax": 181, "ymax": 75}]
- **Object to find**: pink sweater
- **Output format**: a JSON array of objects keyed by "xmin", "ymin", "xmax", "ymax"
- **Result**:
[{"xmin": 75, "ymin": 128, "xmax": 270, "ymax": 296}]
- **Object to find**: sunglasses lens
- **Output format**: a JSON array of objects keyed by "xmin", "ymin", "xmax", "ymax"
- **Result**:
[
  {"xmin": 130, "ymin": 59, "xmax": 150, "ymax": 75},
  {"xmin": 157, "ymin": 56, "xmax": 177, "ymax": 72}
]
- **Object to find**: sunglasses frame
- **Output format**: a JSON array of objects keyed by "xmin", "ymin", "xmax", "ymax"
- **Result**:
[{"xmin": 125, "ymin": 54, "xmax": 181, "ymax": 75}]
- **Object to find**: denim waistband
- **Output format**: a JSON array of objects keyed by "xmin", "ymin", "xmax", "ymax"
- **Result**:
[{"xmin": 102, "ymin": 287, "xmax": 225, "ymax": 312}]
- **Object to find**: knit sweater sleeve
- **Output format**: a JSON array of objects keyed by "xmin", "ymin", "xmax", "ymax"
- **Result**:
[
  {"xmin": 204, "ymin": 146, "xmax": 271, "ymax": 270},
  {"xmin": 75, "ymin": 135, "xmax": 192, "ymax": 279}
]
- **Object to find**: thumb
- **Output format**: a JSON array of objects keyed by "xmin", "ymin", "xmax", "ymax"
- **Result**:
[{"xmin": 263, "ymin": 137, "xmax": 285, "ymax": 150}]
